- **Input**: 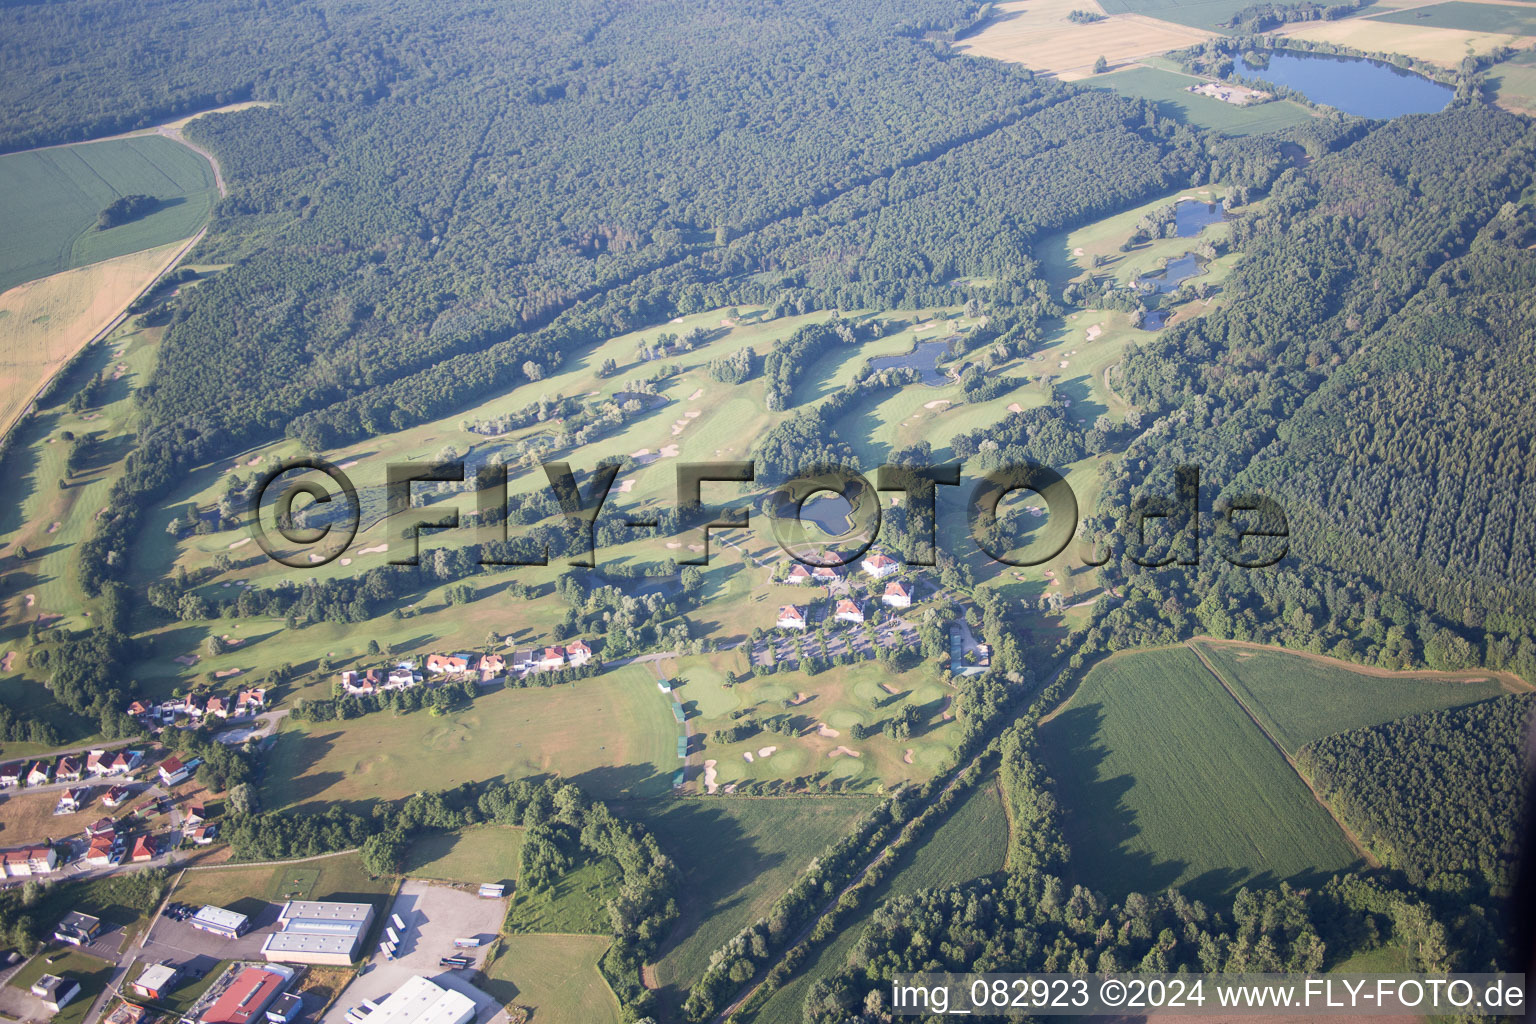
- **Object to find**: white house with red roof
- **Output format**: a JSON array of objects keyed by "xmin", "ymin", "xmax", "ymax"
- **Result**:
[
  {"xmin": 811, "ymin": 565, "xmax": 840, "ymax": 583},
  {"xmin": 235, "ymin": 687, "xmax": 267, "ymax": 714},
  {"xmin": 882, "ymin": 580, "xmax": 913, "ymax": 608},
  {"xmin": 205, "ymin": 696, "xmax": 229, "ymax": 719},
  {"xmin": 426, "ymin": 653, "xmax": 472, "ymax": 676},
  {"xmin": 860, "ymin": 553, "xmax": 899, "ymax": 579},
  {"xmin": 131, "ymin": 835, "xmax": 157, "ymax": 862},
  {"xmin": 158, "ymin": 756, "xmax": 192, "ymax": 787},
  {"xmin": 25, "ymin": 761, "xmax": 51, "ymax": 787},
  {"xmin": 834, "ymin": 599, "xmax": 865, "ymax": 624},
  {"xmin": 0, "ymin": 846, "xmax": 57, "ymax": 877},
  {"xmin": 565, "ymin": 640, "xmax": 592, "ymax": 667},
  {"xmin": 776, "ymin": 605, "xmax": 807, "ymax": 630},
  {"xmin": 477, "ymin": 654, "xmax": 506, "ymax": 681},
  {"xmin": 0, "ymin": 763, "xmax": 22, "ymax": 788},
  {"xmin": 536, "ymin": 647, "xmax": 566, "ymax": 671},
  {"xmin": 103, "ymin": 784, "xmax": 132, "ymax": 808},
  {"xmin": 784, "ymin": 564, "xmax": 812, "ymax": 584},
  {"xmin": 55, "ymin": 757, "xmax": 82, "ymax": 782}
]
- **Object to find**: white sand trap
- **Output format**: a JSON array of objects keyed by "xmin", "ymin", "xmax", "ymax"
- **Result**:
[
  {"xmin": 173, "ymin": 654, "xmax": 198, "ymax": 666},
  {"xmin": 757, "ymin": 746, "xmax": 777, "ymax": 758},
  {"xmin": 0, "ymin": 653, "xmax": 13, "ymax": 672},
  {"xmin": 337, "ymin": 460, "xmax": 358, "ymax": 470},
  {"xmin": 1007, "ymin": 403, "xmax": 1023, "ymax": 413},
  {"xmin": 685, "ymin": 409, "xmax": 701, "ymax": 419},
  {"xmin": 1085, "ymin": 324, "xmax": 1103, "ymax": 341},
  {"xmin": 308, "ymin": 552, "xmax": 326, "ymax": 564},
  {"xmin": 631, "ymin": 448, "xmax": 652, "ymax": 458},
  {"xmin": 1073, "ymin": 247, "xmax": 1084, "ymax": 256},
  {"xmin": 880, "ymin": 682, "xmax": 899, "ymax": 694},
  {"xmin": 816, "ymin": 723, "xmax": 840, "ymax": 738},
  {"xmin": 356, "ymin": 543, "xmax": 389, "ymax": 555},
  {"xmin": 923, "ymin": 399, "xmax": 951, "ymax": 410},
  {"xmin": 665, "ymin": 542, "xmax": 682, "ymax": 549},
  {"xmin": 829, "ymin": 746, "xmax": 862, "ymax": 759},
  {"xmin": 723, "ymin": 783, "xmax": 737, "ymax": 794},
  {"xmin": 1059, "ymin": 361, "xmax": 1070, "ymax": 368},
  {"xmin": 742, "ymin": 751, "xmax": 755, "ymax": 763},
  {"xmin": 222, "ymin": 582, "xmax": 232, "ymax": 587},
  {"xmin": 47, "ymin": 522, "xmax": 60, "ymax": 534},
  {"xmin": 790, "ymin": 692, "xmax": 810, "ymax": 705},
  {"xmin": 228, "ymin": 537, "xmax": 251, "ymax": 550},
  {"xmin": 214, "ymin": 667, "xmax": 242, "ymax": 679},
  {"xmin": 23, "ymin": 594, "xmax": 34, "ymax": 608},
  {"xmin": 688, "ymin": 388, "xmax": 703, "ymax": 400},
  {"xmin": 616, "ymin": 478, "xmax": 636, "ymax": 493},
  {"xmin": 245, "ymin": 457, "xmax": 262, "ymax": 467},
  {"xmin": 660, "ymin": 444, "xmax": 681, "ymax": 458},
  {"xmin": 903, "ymin": 749, "xmax": 915, "ymax": 764},
  {"xmin": 687, "ymin": 543, "xmax": 704, "ymax": 552},
  {"xmin": 704, "ymin": 760, "xmax": 718, "ymax": 794},
  {"xmin": 339, "ymin": 557, "xmax": 352, "ymax": 566},
  {"xmin": 670, "ymin": 316, "xmax": 685, "ymax": 323}
]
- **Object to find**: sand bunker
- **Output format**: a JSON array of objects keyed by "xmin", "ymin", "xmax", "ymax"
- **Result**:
[
  {"xmin": 703, "ymin": 760, "xmax": 718, "ymax": 794},
  {"xmin": 1006, "ymin": 402, "xmax": 1023, "ymax": 413},
  {"xmin": 815, "ymin": 723, "xmax": 839, "ymax": 738},
  {"xmin": 228, "ymin": 537, "xmax": 251, "ymax": 549},
  {"xmin": 923, "ymin": 399, "xmax": 951, "ymax": 410},
  {"xmin": 903, "ymin": 749, "xmax": 915, "ymax": 764},
  {"xmin": 665, "ymin": 542, "xmax": 682, "ymax": 550},
  {"xmin": 46, "ymin": 522, "xmax": 60, "ymax": 533},
  {"xmin": 23, "ymin": 594, "xmax": 34, "ymax": 608},
  {"xmin": 630, "ymin": 448, "xmax": 658, "ymax": 465},
  {"xmin": 339, "ymin": 558, "xmax": 352, "ymax": 566},
  {"xmin": 173, "ymin": 654, "xmax": 199, "ymax": 666},
  {"xmin": 356, "ymin": 543, "xmax": 389, "ymax": 555},
  {"xmin": 337, "ymin": 460, "xmax": 358, "ymax": 470},
  {"xmin": 1085, "ymin": 324, "xmax": 1103, "ymax": 341},
  {"xmin": 660, "ymin": 444, "xmax": 681, "ymax": 458},
  {"xmin": 1058, "ymin": 361, "xmax": 1070, "ymax": 368},
  {"xmin": 757, "ymin": 746, "xmax": 777, "ymax": 758},
  {"xmin": 742, "ymin": 751, "xmax": 755, "ymax": 762},
  {"xmin": 723, "ymin": 782, "xmax": 737, "ymax": 794},
  {"xmin": 308, "ymin": 552, "xmax": 326, "ymax": 564},
  {"xmin": 688, "ymin": 388, "xmax": 703, "ymax": 400},
  {"xmin": 790, "ymin": 692, "xmax": 810, "ymax": 705},
  {"xmin": 214, "ymin": 668, "xmax": 242, "ymax": 679},
  {"xmin": 0, "ymin": 653, "xmax": 13, "ymax": 672},
  {"xmin": 829, "ymin": 746, "xmax": 862, "ymax": 759},
  {"xmin": 879, "ymin": 682, "xmax": 899, "ymax": 694},
  {"xmin": 615, "ymin": 478, "xmax": 636, "ymax": 493}
]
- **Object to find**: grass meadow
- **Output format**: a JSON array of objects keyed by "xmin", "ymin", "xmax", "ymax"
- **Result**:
[
  {"xmin": 1370, "ymin": 1, "xmax": 1536, "ymax": 36},
  {"xmin": 170, "ymin": 850, "xmax": 395, "ymax": 920},
  {"xmin": 482, "ymin": 933, "xmax": 622, "ymax": 1024},
  {"xmin": 0, "ymin": 134, "xmax": 215, "ymax": 293},
  {"xmin": 403, "ymin": 824, "xmax": 524, "ymax": 884},
  {"xmin": 1191, "ymin": 638, "xmax": 1514, "ymax": 755},
  {"xmin": 1094, "ymin": 0, "xmax": 1335, "ymax": 30},
  {"xmin": 743, "ymin": 780, "xmax": 1010, "ymax": 1024},
  {"xmin": 260, "ymin": 667, "xmax": 681, "ymax": 813},
  {"xmin": 1093, "ymin": 67, "xmax": 1316, "ymax": 135},
  {"xmin": 1040, "ymin": 645, "xmax": 1360, "ymax": 899}
]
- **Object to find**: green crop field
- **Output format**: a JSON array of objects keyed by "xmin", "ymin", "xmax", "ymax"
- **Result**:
[
  {"xmin": 1370, "ymin": 1, "xmax": 1536, "ymax": 34},
  {"xmin": 644, "ymin": 796, "xmax": 878, "ymax": 998},
  {"xmin": 1093, "ymin": 67, "xmax": 1315, "ymax": 135},
  {"xmin": 261, "ymin": 667, "xmax": 680, "ymax": 812},
  {"xmin": 0, "ymin": 135, "xmax": 216, "ymax": 292},
  {"xmin": 1191, "ymin": 639, "xmax": 1512, "ymax": 755},
  {"xmin": 744, "ymin": 779, "xmax": 1010, "ymax": 1024},
  {"xmin": 482, "ymin": 933, "xmax": 622, "ymax": 1024},
  {"xmin": 1040, "ymin": 646, "xmax": 1360, "ymax": 899},
  {"xmin": 404, "ymin": 824, "xmax": 524, "ymax": 884}
]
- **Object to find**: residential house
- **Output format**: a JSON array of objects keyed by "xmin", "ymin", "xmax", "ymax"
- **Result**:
[
  {"xmin": 811, "ymin": 566, "xmax": 840, "ymax": 584},
  {"xmin": 56, "ymin": 756, "xmax": 82, "ymax": 782},
  {"xmin": 776, "ymin": 605, "xmax": 807, "ymax": 630},
  {"xmin": 30, "ymin": 975, "xmax": 79, "ymax": 1013},
  {"xmin": 86, "ymin": 816, "xmax": 116, "ymax": 837},
  {"xmin": 205, "ymin": 696, "xmax": 229, "ymax": 719},
  {"xmin": 126, "ymin": 700, "xmax": 152, "ymax": 718},
  {"xmin": 236, "ymin": 687, "xmax": 267, "ymax": 714},
  {"xmin": 860, "ymin": 553, "xmax": 899, "ymax": 579},
  {"xmin": 477, "ymin": 654, "xmax": 505, "ymax": 682},
  {"xmin": 180, "ymin": 692, "xmax": 205, "ymax": 719},
  {"xmin": 83, "ymin": 837, "xmax": 114, "ymax": 867},
  {"xmin": 834, "ymin": 599, "xmax": 865, "ymax": 624},
  {"xmin": 192, "ymin": 824, "xmax": 219, "ymax": 845},
  {"xmin": 183, "ymin": 804, "xmax": 207, "ymax": 827},
  {"xmin": 511, "ymin": 650, "xmax": 536, "ymax": 676},
  {"xmin": 98, "ymin": 749, "xmax": 142, "ymax": 776},
  {"xmin": 158, "ymin": 756, "xmax": 192, "ymax": 787},
  {"xmin": 0, "ymin": 846, "xmax": 57, "ymax": 877},
  {"xmin": 340, "ymin": 669, "xmax": 384, "ymax": 696},
  {"xmin": 103, "ymin": 784, "xmax": 132, "ymax": 808},
  {"xmin": 0, "ymin": 763, "xmax": 22, "ymax": 787},
  {"xmin": 426, "ymin": 654, "xmax": 471, "ymax": 676},
  {"xmin": 882, "ymin": 580, "xmax": 913, "ymax": 609},
  {"xmin": 25, "ymin": 761, "xmax": 51, "ymax": 787},
  {"xmin": 131, "ymin": 835, "xmax": 157, "ymax": 862},
  {"xmin": 784, "ymin": 564, "xmax": 812, "ymax": 584},
  {"xmin": 565, "ymin": 640, "xmax": 592, "ymax": 667},
  {"xmin": 536, "ymin": 647, "xmax": 566, "ymax": 671},
  {"xmin": 386, "ymin": 666, "xmax": 418, "ymax": 688},
  {"xmin": 54, "ymin": 787, "xmax": 89, "ymax": 814}
]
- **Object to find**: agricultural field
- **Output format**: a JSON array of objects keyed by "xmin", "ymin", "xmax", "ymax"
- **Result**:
[
  {"xmin": 643, "ymin": 796, "xmax": 878, "ymax": 999},
  {"xmin": 956, "ymin": 0, "xmax": 1215, "ymax": 80},
  {"xmin": 1092, "ymin": 67, "xmax": 1317, "ymax": 134},
  {"xmin": 1190, "ymin": 638, "xmax": 1518, "ymax": 754},
  {"xmin": 1039, "ymin": 645, "xmax": 1361, "ymax": 899},
  {"xmin": 1095, "ymin": 0, "xmax": 1352, "ymax": 30},
  {"xmin": 260, "ymin": 668, "xmax": 681, "ymax": 812},
  {"xmin": 743, "ymin": 779, "xmax": 1010, "ymax": 1024},
  {"xmin": 0, "ymin": 134, "xmax": 216, "ymax": 293},
  {"xmin": 403, "ymin": 823, "xmax": 524, "ymax": 884},
  {"xmin": 481, "ymin": 933, "xmax": 622, "ymax": 1024},
  {"xmin": 0, "ymin": 239, "xmax": 187, "ymax": 442},
  {"xmin": 1370, "ymin": 1, "xmax": 1536, "ymax": 35},
  {"xmin": 1487, "ymin": 46, "xmax": 1536, "ymax": 113},
  {"xmin": 1279, "ymin": 13, "xmax": 1533, "ymax": 65}
]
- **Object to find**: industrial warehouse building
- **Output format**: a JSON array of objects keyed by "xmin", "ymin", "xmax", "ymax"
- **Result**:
[
  {"xmin": 191, "ymin": 906, "xmax": 250, "ymax": 939},
  {"xmin": 366, "ymin": 976, "xmax": 477, "ymax": 1024},
  {"xmin": 261, "ymin": 900, "xmax": 375, "ymax": 966}
]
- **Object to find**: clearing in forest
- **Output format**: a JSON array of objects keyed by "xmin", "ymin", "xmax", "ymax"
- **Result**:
[{"xmin": 956, "ymin": 0, "xmax": 1216, "ymax": 79}]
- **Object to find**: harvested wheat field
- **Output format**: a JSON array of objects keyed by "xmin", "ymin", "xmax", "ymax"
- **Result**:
[
  {"xmin": 1279, "ymin": 17, "xmax": 1534, "ymax": 66},
  {"xmin": 957, "ymin": 0, "xmax": 1215, "ymax": 79},
  {"xmin": 0, "ymin": 238, "xmax": 187, "ymax": 439}
]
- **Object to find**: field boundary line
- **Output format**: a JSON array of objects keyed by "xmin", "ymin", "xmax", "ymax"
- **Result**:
[
  {"xmin": 1190, "ymin": 634, "xmax": 1534, "ymax": 691},
  {"xmin": 179, "ymin": 846, "xmax": 359, "ymax": 871},
  {"xmin": 1183, "ymin": 640, "xmax": 1381, "ymax": 868}
]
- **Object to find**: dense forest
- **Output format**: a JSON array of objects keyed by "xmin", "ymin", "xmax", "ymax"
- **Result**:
[{"xmin": 1299, "ymin": 695, "xmax": 1534, "ymax": 888}]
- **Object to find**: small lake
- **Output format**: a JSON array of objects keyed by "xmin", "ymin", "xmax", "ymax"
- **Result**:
[
  {"xmin": 1174, "ymin": 199, "xmax": 1225, "ymax": 237},
  {"xmin": 1238, "ymin": 50, "xmax": 1452, "ymax": 118},
  {"xmin": 799, "ymin": 492, "xmax": 854, "ymax": 535},
  {"xmin": 1140, "ymin": 309, "xmax": 1170, "ymax": 331},
  {"xmin": 867, "ymin": 340, "xmax": 951, "ymax": 387},
  {"xmin": 1135, "ymin": 253, "xmax": 1204, "ymax": 294}
]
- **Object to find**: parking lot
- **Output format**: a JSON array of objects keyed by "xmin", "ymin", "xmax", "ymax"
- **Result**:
[
  {"xmin": 139, "ymin": 899, "xmax": 284, "ymax": 965},
  {"xmin": 752, "ymin": 615, "xmax": 920, "ymax": 667},
  {"xmin": 319, "ymin": 880, "xmax": 507, "ymax": 1024}
]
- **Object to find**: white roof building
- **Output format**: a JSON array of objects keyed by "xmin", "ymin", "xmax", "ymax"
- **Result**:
[{"xmin": 369, "ymin": 976, "xmax": 478, "ymax": 1024}]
